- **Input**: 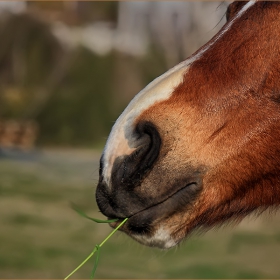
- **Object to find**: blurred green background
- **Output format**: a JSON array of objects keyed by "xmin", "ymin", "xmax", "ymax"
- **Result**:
[
  {"xmin": 2, "ymin": 151, "xmax": 280, "ymax": 278},
  {"xmin": 1, "ymin": 1, "xmax": 280, "ymax": 279}
]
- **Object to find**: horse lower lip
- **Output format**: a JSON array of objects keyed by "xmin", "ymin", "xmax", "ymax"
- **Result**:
[
  {"xmin": 111, "ymin": 182, "xmax": 201, "ymax": 232},
  {"xmin": 109, "ymin": 218, "xmax": 124, "ymax": 228}
]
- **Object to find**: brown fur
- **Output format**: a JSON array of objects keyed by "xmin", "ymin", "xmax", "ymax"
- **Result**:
[
  {"xmin": 96, "ymin": 1, "xmax": 280, "ymax": 248},
  {"xmin": 132, "ymin": 1, "xmax": 280, "ymax": 242}
]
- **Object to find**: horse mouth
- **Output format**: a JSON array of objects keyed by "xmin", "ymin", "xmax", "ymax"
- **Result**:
[{"xmin": 108, "ymin": 182, "xmax": 202, "ymax": 238}]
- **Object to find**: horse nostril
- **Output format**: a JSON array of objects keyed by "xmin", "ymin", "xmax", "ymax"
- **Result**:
[{"xmin": 111, "ymin": 121, "xmax": 162, "ymax": 188}]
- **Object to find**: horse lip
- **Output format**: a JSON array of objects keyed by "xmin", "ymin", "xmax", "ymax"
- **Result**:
[
  {"xmin": 109, "ymin": 181, "xmax": 202, "ymax": 230},
  {"xmin": 109, "ymin": 218, "xmax": 124, "ymax": 228}
]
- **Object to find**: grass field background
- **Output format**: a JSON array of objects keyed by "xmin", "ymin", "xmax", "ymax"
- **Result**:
[{"xmin": 1, "ymin": 148, "xmax": 280, "ymax": 279}]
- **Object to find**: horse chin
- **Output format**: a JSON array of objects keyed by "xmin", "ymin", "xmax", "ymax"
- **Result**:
[
  {"xmin": 108, "ymin": 182, "xmax": 201, "ymax": 249},
  {"xmin": 129, "ymin": 226, "xmax": 178, "ymax": 249}
]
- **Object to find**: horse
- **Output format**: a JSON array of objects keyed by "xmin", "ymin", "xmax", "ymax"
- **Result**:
[{"xmin": 96, "ymin": 1, "xmax": 280, "ymax": 249}]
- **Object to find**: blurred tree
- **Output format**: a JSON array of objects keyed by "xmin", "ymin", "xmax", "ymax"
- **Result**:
[
  {"xmin": 37, "ymin": 47, "xmax": 115, "ymax": 147},
  {"xmin": 0, "ymin": 13, "xmax": 63, "ymax": 118},
  {"xmin": 27, "ymin": 1, "xmax": 118, "ymax": 26},
  {"xmin": 0, "ymin": 2, "xmax": 227, "ymax": 148}
]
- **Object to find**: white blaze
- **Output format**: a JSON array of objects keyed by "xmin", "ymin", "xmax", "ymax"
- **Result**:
[{"xmin": 103, "ymin": 63, "xmax": 188, "ymax": 186}]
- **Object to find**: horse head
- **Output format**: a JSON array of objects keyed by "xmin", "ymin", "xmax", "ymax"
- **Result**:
[{"xmin": 96, "ymin": 1, "xmax": 280, "ymax": 249}]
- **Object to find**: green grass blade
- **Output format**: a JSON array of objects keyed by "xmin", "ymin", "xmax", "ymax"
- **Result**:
[
  {"xmin": 99, "ymin": 218, "xmax": 128, "ymax": 247},
  {"xmin": 71, "ymin": 203, "xmax": 118, "ymax": 223},
  {"xmin": 64, "ymin": 217, "xmax": 128, "ymax": 279},
  {"xmin": 90, "ymin": 245, "xmax": 100, "ymax": 279},
  {"xmin": 64, "ymin": 247, "xmax": 98, "ymax": 280}
]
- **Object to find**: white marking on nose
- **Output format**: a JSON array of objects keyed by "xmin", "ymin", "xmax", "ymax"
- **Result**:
[
  {"xmin": 102, "ymin": 64, "xmax": 188, "ymax": 187},
  {"xmin": 101, "ymin": 0, "xmax": 256, "ymax": 188}
]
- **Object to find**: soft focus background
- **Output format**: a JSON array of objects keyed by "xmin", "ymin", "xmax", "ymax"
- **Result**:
[{"xmin": 1, "ymin": 1, "xmax": 280, "ymax": 279}]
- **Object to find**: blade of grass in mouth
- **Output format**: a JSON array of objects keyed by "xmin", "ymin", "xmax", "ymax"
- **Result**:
[
  {"xmin": 71, "ymin": 203, "xmax": 118, "ymax": 223},
  {"xmin": 64, "ymin": 204, "xmax": 128, "ymax": 279}
]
